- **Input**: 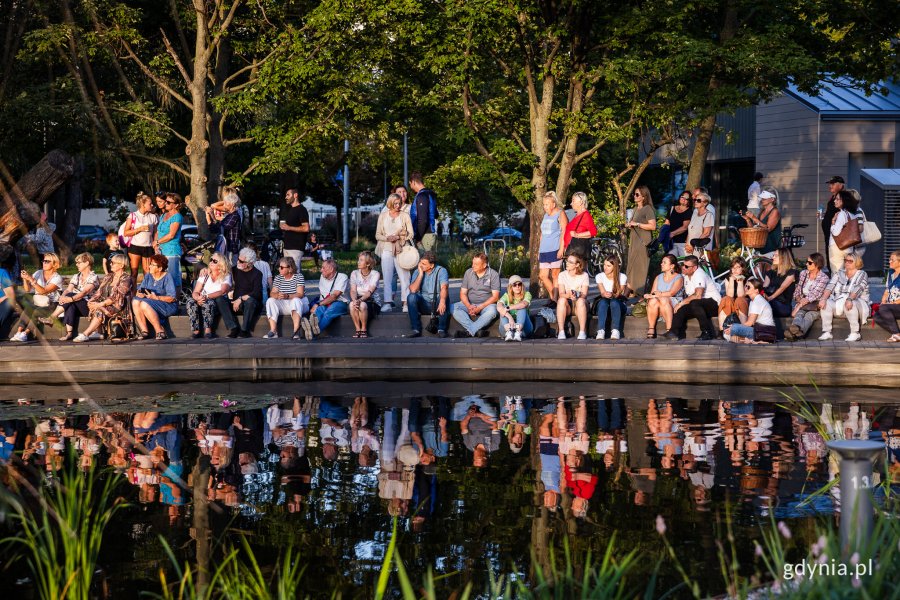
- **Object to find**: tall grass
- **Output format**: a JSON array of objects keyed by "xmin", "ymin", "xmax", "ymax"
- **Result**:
[{"xmin": 0, "ymin": 461, "xmax": 125, "ymax": 600}]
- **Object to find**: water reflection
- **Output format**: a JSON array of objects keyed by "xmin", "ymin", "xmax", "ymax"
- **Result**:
[{"xmin": 1, "ymin": 395, "xmax": 897, "ymax": 596}]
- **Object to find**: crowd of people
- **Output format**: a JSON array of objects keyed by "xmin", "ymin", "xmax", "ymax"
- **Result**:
[
  {"xmin": 2, "ymin": 396, "xmax": 894, "ymax": 523},
  {"xmin": 2, "ymin": 173, "xmax": 898, "ymax": 344}
]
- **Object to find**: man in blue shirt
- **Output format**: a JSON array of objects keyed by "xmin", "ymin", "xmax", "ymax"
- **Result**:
[
  {"xmin": 409, "ymin": 172, "xmax": 438, "ymax": 251},
  {"xmin": 404, "ymin": 251, "xmax": 450, "ymax": 338}
]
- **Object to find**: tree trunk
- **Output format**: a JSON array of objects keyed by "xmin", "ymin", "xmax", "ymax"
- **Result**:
[
  {"xmin": 206, "ymin": 38, "xmax": 232, "ymax": 204},
  {"xmin": 192, "ymin": 454, "xmax": 211, "ymax": 597},
  {"xmin": 0, "ymin": 149, "xmax": 74, "ymax": 260},
  {"xmin": 686, "ymin": 114, "xmax": 716, "ymax": 191},
  {"xmin": 186, "ymin": 0, "xmax": 211, "ymax": 238},
  {"xmin": 57, "ymin": 158, "xmax": 84, "ymax": 263}
]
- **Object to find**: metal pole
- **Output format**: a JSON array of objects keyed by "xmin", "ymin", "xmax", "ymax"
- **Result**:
[
  {"xmin": 342, "ymin": 139, "xmax": 350, "ymax": 247},
  {"xmin": 403, "ymin": 131, "xmax": 408, "ymax": 190},
  {"xmin": 825, "ymin": 440, "xmax": 883, "ymax": 556}
]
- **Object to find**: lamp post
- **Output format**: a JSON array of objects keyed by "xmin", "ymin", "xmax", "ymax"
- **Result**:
[{"xmin": 825, "ymin": 440, "xmax": 884, "ymax": 556}]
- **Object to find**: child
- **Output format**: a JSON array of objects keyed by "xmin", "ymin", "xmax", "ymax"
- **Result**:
[{"xmin": 104, "ymin": 232, "xmax": 122, "ymax": 275}]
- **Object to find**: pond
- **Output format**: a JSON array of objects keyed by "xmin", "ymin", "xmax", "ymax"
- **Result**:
[{"xmin": 1, "ymin": 391, "xmax": 898, "ymax": 598}]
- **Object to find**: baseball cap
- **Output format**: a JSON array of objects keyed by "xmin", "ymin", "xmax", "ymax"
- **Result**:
[{"xmin": 826, "ymin": 176, "xmax": 845, "ymax": 184}]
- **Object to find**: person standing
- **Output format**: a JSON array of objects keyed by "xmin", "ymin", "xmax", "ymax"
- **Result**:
[
  {"xmin": 827, "ymin": 189, "xmax": 865, "ymax": 274},
  {"xmin": 123, "ymin": 192, "xmax": 158, "ymax": 280},
  {"xmin": 281, "ymin": 189, "xmax": 310, "ymax": 269},
  {"xmin": 154, "ymin": 193, "xmax": 184, "ymax": 296},
  {"xmin": 665, "ymin": 192, "xmax": 693, "ymax": 257},
  {"xmin": 375, "ymin": 193, "xmax": 414, "ymax": 313},
  {"xmin": 409, "ymin": 172, "xmax": 438, "ymax": 251},
  {"xmin": 625, "ymin": 185, "xmax": 656, "ymax": 296},
  {"xmin": 822, "ymin": 176, "xmax": 845, "ymax": 271},
  {"xmin": 747, "ymin": 172, "xmax": 764, "ymax": 216},
  {"xmin": 538, "ymin": 191, "xmax": 568, "ymax": 303}
]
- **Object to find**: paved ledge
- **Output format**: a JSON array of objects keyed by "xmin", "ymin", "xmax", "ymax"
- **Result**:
[{"xmin": 0, "ymin": 336, "xmax": 897, "ymax": 388}]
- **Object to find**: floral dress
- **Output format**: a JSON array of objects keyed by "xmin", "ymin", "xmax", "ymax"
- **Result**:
[{"xmin": 89, "ymin": 273, "xmax": 134, "ymax": 333}]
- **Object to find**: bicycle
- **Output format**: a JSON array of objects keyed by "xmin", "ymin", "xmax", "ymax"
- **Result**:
[{"xmin": 586, "ymin": 235, "xmax": 624, "ymax": 278}]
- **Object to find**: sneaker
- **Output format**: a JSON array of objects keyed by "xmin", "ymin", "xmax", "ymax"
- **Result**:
[
  {"xmin": 10, "ymin": 331, "xmax": 28, "ymax": 342},
  {"xmin": 405, "ymin": 330, "xmax": 422, "ymax": 338},
  {"xmin": 72, "ymin": 333, "xmax": 89, "ymax": 343},
  {"xmin": 292, "ymin": 329, "xmax": 303, "ymax": 340},
  {"xmin": 504, "ymin": 329, "xmax": 514, "ymax": 342},
  {"xmin": 239, "ymin": 330, "xmax": 252, "ymax": 338},
  {"xmin": 381, "ymin": 303, "xmax": 394, "ymax": 313},
  {"xmin": 818, "ymin": 332, "xmax": 833, "ymax": 341},
  {"xmin": 610, "ymin": 329, "xmax": 621, "ymax": 340},
  {"xmin": 88, "ymin": 332, "xmax": 103, "ymax": 340},
  {"xmin": 557, "ymin": 331, "xmax": 566, "ymax": 340},
  {"xmin": 309, "ymin": 313, "xmax": 320, "ymax": 336},
  {"xmin": 402, "ymin": 303, "xmax": 408, "ymax": 313},
  {"xmin": 513, "ymin": 330, "xmax": 522, "ymax": 342},
  {"xmin": 845, "ymin": 332, "xmax": 861, "ymax": 342},
  {"xmin": 436, "ymin": 330, "xmax": 447, "ymax": 338},
  {"xmin": 577, "ymin": 331, "xmax": 587, "ymax": 340},
  {"xmin": 300, "ymin": 317, "xmax": 313, "ymax": 340},
  {"xmin": 263, "ymin": 330, "xmax": 278, "ymax": 339},
  {"xmin": 595, "ymin": 329, "xmax": 605, "ymax": 340}
]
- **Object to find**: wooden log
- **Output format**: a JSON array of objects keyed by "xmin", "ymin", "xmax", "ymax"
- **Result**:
[{"xmin": 0, "ymin": 149, "xmax": 74, "ymax": 257}]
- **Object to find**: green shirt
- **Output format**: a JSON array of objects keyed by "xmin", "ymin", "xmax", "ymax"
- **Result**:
[{"xmin": 499, "ymin": 291, "xmax": 531, "ymax": 317}]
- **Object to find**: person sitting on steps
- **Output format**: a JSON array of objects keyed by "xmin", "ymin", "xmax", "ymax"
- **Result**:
[{"xmin": 664, "ymin": 255, "xmax": 721, "ymax": 341}]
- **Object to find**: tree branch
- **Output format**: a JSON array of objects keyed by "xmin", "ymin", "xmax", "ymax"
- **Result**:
[
  {"xmin": 224, "ymin": 137, "xmax": 253, "ymax": 147},
  {"xmin": 129, "ymin": 152, "xmax": 191, "ymax": 179},
  {"xmin": 161, "ymin": 29, "xmax": 193, "ymax": 87},
  {"xmin": 110, "ymin": 107, "xmax": 190, "ymax": 144},
  {"xmin": 119, "ymin": 39, "xmax": 192, "ymax": 109}
]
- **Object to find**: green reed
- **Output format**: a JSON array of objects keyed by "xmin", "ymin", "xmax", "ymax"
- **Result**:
[{"xmin": 0, "ymin": 461, "xmax": 125, "ymax": 600}]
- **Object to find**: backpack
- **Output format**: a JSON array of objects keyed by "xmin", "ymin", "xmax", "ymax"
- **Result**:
[{"xmin": 118, "ymin": 212, "xmax": 136, "ymax": 247}]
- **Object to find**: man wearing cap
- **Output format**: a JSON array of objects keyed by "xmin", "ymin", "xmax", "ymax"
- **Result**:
[{"xmin": 822, "ymin": 176, "xmax": 845, "ymax": 271}]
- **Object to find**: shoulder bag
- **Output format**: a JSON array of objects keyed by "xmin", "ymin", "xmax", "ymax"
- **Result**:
[
  {"xmin": 396, "ymin": 241, "xmax": 420, "ymax": 271},
  {"xmin": 424, "ymin": 267, "xmax": 444, "ymax": 334},
  {"xmin": 118, "ymin": 212, "xmax": 136, "ymax": 248},
  {"xmin": 834, "ymin": 210, "xmax": 862, "ymax": 250},
  {"xmin": 860, "ymin": 209, "xmax": 881, "ymax": 244}
]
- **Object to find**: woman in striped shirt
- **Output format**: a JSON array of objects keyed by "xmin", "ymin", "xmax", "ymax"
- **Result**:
[{"xmin": 264, "ymin": 257, "xmax": 309, "ymax": 339}]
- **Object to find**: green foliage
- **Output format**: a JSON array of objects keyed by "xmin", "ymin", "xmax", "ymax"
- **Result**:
[{"xmin": 0, "ymin": 460, "xmax": 126, "ymax": 600}]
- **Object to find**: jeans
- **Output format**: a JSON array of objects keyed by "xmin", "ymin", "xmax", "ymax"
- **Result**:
[
  {"xmin": 595, "ymin": 298, "xmax": 626, "ymax": 333},
  {"xmin": 791, "ymin": 308, "xmax": 820, "ymax": 336},
  {"xmin": 498, "ymin": 310, "xmax": 533, "ymax": 338},
  {"xmin": 729, "ymin": 323, "xmax": 755, "ymax": 338},
  {"xmin": 235, "ymin": 296, "xmax": 261, "ymax": 332},
  {"xmin": 407, "ymin": 292, "xmax": 451, "ymax": 333},
  {"xmin": 874, "ymin": 303, "xmax": 900, "ymax": 335},
  {"xmin": 452, "ymin": 302, "xmax": 499, "ymax": 336},
  {"xmin": 671, "ymin": 298, "xmax": 718, "ymax": 336},
  {"xmin": 164, "ymin": 255, "xmax": 182, "ymax": 288},
  {"xmin": 380, "ymin": 250, "xmax": 410, "ymax": 306},
  {"xmin": 314, "ymin": 301, "xmax": 349, "ymax": 331}
]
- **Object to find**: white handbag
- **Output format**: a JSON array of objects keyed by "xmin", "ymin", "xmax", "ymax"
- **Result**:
[
  {"xmin": 395, "ymin": 242, "xmax": 420, "ymax": 270},
  {"xmin": 862, "ymin": 220, "xmax": 881, "ymax": 245}
]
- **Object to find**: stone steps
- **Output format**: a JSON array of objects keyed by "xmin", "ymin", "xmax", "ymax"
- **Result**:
[{"xmin": 135, "ymin": 308, "xmax": 888, "ymax": 342}]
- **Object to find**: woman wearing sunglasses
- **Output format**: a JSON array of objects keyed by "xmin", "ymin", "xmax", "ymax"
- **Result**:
[
  {"xmin": 154, "ymin": 193, "xmax": 184, "ymax": 297},
  {"xmin": 723, "ymin": 278, "xmax": 776, "ymax": 344},
  {"xmin": 185, "ymin": 252, "xmax": 233, "ymax": 339},
  {"xmin": 10, "ymin": 252, "xmax": 63, "ymax": 342},
  {"xmin": 497, "ymin": 274, "xmax": 532, "ymax": 341}
]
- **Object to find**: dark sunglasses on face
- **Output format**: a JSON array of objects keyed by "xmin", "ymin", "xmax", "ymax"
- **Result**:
[
  {"xmin": 42, "ymin": 259, "xmax": 52, "ymax": 264},
  {"xmin": 209, "ymin": 259, "xmax": 220, "ymax": 265},
  {"xmin": 238, "ymin": 259, "xmax": 248, "ymax": 264},
  {"xmin": 512, "ymin": 282, "xmax": 523, "ymax": 287},
  {"xmin": 279, "ymin": 265, "xmax": 290, "ymax": 269},
  {"xmin": 806, "ymin": 260, "xmax": 814, "ymax": 265}
]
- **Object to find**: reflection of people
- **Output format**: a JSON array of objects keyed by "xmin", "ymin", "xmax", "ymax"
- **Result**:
[
  {"xmin": 318, "ymin": 399, "xmax": 351, "ymax": 461},
  {"xmin": 539, "ymin": 405, "xmax": 562, "ymax": 510},
  {"xmin": 351, "ymin": 397, "xmax": 380, "ymax": 466},
  {"xmin": 460, "ymin": 402, "xmax": 500, "ymax": 467}
]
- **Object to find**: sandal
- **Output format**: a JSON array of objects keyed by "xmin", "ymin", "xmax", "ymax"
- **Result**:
[
  {"xmin": 139, "ymin": 330, "xmax": 151, "ymax": 340},
  {"xmin": 352, "ymin": 331, "xmax": 362, "ymax": 338},
  {"xmin": 359, "ymin": 331, "xmax": 370, "ymax": 338},
  {"xmin": 156, "ymin": 332, "xmax": 168, "ymax": 340},
  {"xmin": 38, "ymin": 317, "xmax": 55, "ymax": 326},
  {"xmin": 647, "ymin": 328, "xmax": 657, "ymax": 339},
  {"xmin": 889, "ymin": 334, "xmax": 900, "ymax": 343}
]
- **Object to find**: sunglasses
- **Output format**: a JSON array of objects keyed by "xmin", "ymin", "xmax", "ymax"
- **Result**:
[
  {"xmin": 806, "ymin": 260, "xmax": 815, "ymax": 265},
  {"xmin": 278, "ymin": 265, "xmax": 291, "ymax": 269},
  {"xmin": 512, "ymin": 282, "xmax": 523, "ymax": 287},
  {"xmin": 209, "ymin": 259, "xmax": 220, "ymax": 265},
  {"xmin": 237, "ymin": 259, "xmax": 248, "ymax": 264},
  {"xmin": 694, "ymin": 199, "xmax": 706, "ymax": 204},
  {"xmin": 42, "ymin": 259, "xmax": 53, "ymax": 264},
  {"xmin": 844, "ymin": 258, "xmax": 854, "ymax": 263},
  {"xmin": 164, "ymin": 200, "xmax": 176, "ymax": 205}
]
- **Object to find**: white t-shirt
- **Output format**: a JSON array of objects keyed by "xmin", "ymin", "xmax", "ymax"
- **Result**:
[
  {"xmin": 130, "ymin": 211, "xmax": 158, "ymax": 247},
  {"xmin": 595, "ymin": 272, "xmax": 628, "ymax": 295},
  {"xmin": 747, "ymin": 181, "xmax": 761, "ymax": 210},
  {"xmin": 253, "ymin": 260, "xmax": 272, "ymax": 290},
  {"xmin": 350, "ymin": 269, "xmax": 380, "ymax": 295},
  {"xmin": 32, "ymin": 270, "xmax": 64, "ymax": 303},
  {"xmin": 558, "ymin": 270, "xmax": 589, "ymax": 295},
  {"xmin": 749, "ymin": 294, "xmax": 775, "ymax": 326},
  {"xmin": 201, "ymin": 273, "xmax": 232, "ymax": 295},
  {"xmin": 687, "ymin": 211, "xmax": 715, "ymax": 250},
  {"xmin": 684, "ymin": 269, "xmax": 722, "ymax": 302},
  {"xmin": 318, "ymin": 272, "xmax": 349, "ymax": 303}
]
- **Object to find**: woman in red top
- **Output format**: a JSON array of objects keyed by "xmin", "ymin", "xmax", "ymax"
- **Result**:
[{"xmin": 563, "ymin": 192, "xmax": 598, "ymax": 254}]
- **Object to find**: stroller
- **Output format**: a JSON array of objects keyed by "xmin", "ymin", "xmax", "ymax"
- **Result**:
[{"xmin": 179, "ymin": 240, "xmax": 215, "ymax": 305}]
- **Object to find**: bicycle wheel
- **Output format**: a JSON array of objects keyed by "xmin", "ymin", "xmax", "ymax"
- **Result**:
[{"xmin": 749, "ymin": 256, "xmax": 772, "ymax": 280}]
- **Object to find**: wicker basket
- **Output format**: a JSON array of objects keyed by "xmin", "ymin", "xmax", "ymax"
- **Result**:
[{"xmin": 739, "ymin": 227, "xmax": 767, "ymax": 249}]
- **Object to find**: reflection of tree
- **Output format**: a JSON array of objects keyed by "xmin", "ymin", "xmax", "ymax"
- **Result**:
[
  {"xmin": 529, "ymin": 408, "xmax": 552, "ymax": 584},
  {"xmin": 191, "ymin": 453, "xmax": 211, "ymax": 596}
]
